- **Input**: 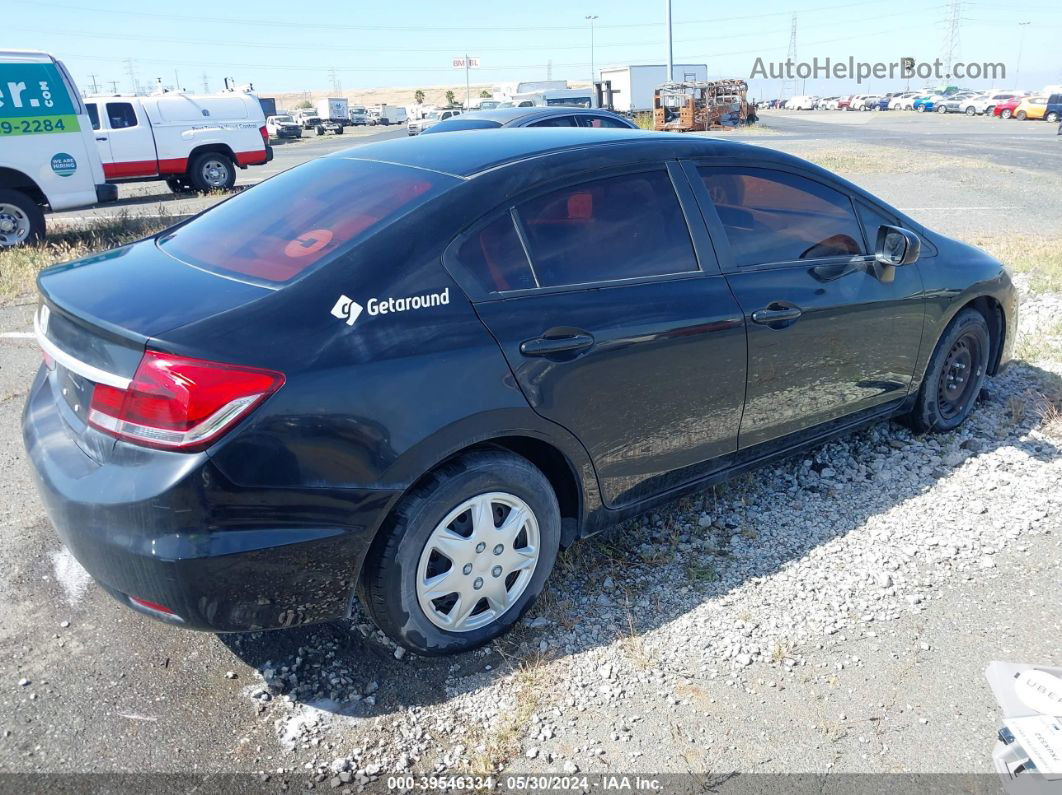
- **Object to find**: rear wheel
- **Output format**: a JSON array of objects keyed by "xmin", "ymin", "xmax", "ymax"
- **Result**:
[
  {"xmin": 917, "ymin": 105, "xmax": 926, "ymax": 113},
  {"xmin": 188, "ymin": 152, "xmax": 235, "ymax": 192},
  {"xmin": 1047, "ymin": 111, "xmax": 1060, "ymax": 123},
  {"xmin": 360, "ymin": 451, "xmax": 561, "ymax": 655},
  {"xmin": 1016, "ymin": 110, "xmax": 1028, "ymax": 120},
  {"xmin": 965, "ymin": 106, "xmax": 976, "ymax": 116},
  {"xmin": 904, "ymin": 308, "xmax": 991, "ymax": 433},
  {"xmin": 0, "ymin": 189, "xmax": 44, "ymax": 247},
  {"xmin": 937, "ymin": 105, "xmax": 947, "ymax": 114},
  {"xmin": 1001, "ymin": 108, "xmax": 1012, "ymax": 119}
]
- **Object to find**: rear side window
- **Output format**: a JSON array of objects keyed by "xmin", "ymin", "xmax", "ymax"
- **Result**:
[
  {"xmin": 455, "ymin": 213, "xmax": 537, "ymax": 293},
  {"xmin": 699, "ymin": 167, "xmax": 864, "ymax": 266},
  {"xmin": 528, "ymin": 116, "xmax": 577, "ymax": 127},
  {"xmin": 159, "ymin": 158, "xmax": 457, "ymax": 285},
  {"xmin": 106, "ymin": 102, "xmax": 137, "ymax": 129},
  {"xmin": 516, "ymin": 171, "xmax": 698, "ymax": 287},
  {"xmin": 580, "ymin": 115, "xmax": 629, "ymax": 128}
]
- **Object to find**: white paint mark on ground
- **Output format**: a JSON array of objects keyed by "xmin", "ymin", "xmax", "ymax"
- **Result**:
[
  {"xmin": 51, "ymin": 547, "xmax": 93, "ymax": 606},
  {"xmin": 117, "ymin": 711, "xmax": 158, "ymax": 722},
  {"xmin": 0, "ymin": 332, "xmax": 35, "ymax": 339}
]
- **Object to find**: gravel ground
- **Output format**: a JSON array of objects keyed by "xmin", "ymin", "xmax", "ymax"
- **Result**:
[{"xmin": 0, "ymin": 117, "xmax": 1059, "ymax": 789}]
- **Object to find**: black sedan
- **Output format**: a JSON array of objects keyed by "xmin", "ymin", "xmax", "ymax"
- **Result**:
[
  {"xmin": 419, "ymin": 106, "xmax": 637, "ymax": 134},
  {"xmin": 24, "ymin": 129, "xmax": 1016, "ymax": 655}
]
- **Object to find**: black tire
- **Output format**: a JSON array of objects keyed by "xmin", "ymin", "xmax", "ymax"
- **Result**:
[
  {"xmin": 1047, "ymin": 111, "xmax": 1060, "ymax": 123},
  {"xmin": 0, "ymin": 188, "xmax": 45, "ymax": 247},
  {"xmin": 904, "ymin": 308, "xmax": 991, "ymax": 433},
  {"xmin": 335, "ymin": 126, "xmax": 344, "ymax": 134},
  {"xmin": 188, "ymin": 152, "xmax": 235, "ymax": 192},
  {"xmin": 937, "ymin": 105, "xmax": 947, "ymax": 114},
  {"xmin": 360, "ymin": 451, "xmax": 561, "ymax": 655},
  {"xmin": 165, "ymin": 176, "xmax": 192, "ymax": 194},
  {"xmin": 316, "ymin": 126, "xmax": 325, "ymax": 136},
  {"xmin": 965, "ymin": 106, "xmax": 976, "ymax": 116},
  {"xmin": 1016, "ymin": 110, "xmax": 1027, "ymax": 121}
]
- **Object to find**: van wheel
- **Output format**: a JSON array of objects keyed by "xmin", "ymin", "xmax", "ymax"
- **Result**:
[
  {"xmin": 903, "ymin": 309, "xmax": 991, "ymax": 433},
  {"xmin": 360, "ymin": 451, "xmax": 561, "ymax": 655},
  {"xmin": 0, "ymin": 189, "xmax": 44, "ymax": 248},
  {"xmin": 1047, "ymin": 112, "xmax": 1060, "ymax": 123},
  {"xmin": 188, "ymin": 153, "xmax": 235, "ymax": 192}
]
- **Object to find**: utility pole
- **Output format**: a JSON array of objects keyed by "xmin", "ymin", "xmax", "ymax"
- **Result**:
[
  {"xmin": 108, "ymin": 80, "xmax": 119, "ymax": 93},
  {"xmin": 942, "ymin": 0, "xmax": 962, "ymax": 80},
  {"xmin": 464, "ymin": 53, "xmax": 471, "ymax": 110},
  {"xmin": 585, "ymin": 15, "xmax": 598, "ymax": 85},
  {"xmin": 124, "ymin": 58, "xmax": 139, "ymax": 94},
  {"xmin": 547, "ymin": 59, "xmax": 553, "ymax": 81},
  {"xmin": 174, "ymin": 70, "xmax": 181, "ymax": 91},
  {"xmin": 664, "ymin": 0, "xmax": 673, "ymax": 81},
  {"xmin": 1015, "ymin": 21, "xmax": 1030, "ymax": 89},
  {"xmin": 781, "ymin": 15, "xmax": 798, "ymax": 99},
  {"xmin": 87, "ymin": 74, "xmax": 99, "ymax": 93},
  {"xmin": 202, "ymin": 73, "xmax": 209, "ymax": 93}
]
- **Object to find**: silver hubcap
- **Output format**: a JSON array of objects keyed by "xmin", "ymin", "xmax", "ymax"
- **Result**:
[
  {"xmin": 416, "ymin": 492, "xmax": 540, "ymax": 633},
  {"xmin": 0, "ymin": 203, "xmax": 31, "ymax": 247},
  {"xmin": 201, "ymin": 159, "xmax": 229, "ymax": 188}
]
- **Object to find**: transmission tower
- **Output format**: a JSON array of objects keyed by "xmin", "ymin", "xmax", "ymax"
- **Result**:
[
  {"xmin": 202, "ymin": 73, "xmax": 209, "ymax": 93},
  {"xmin": 780, "ymin": 14, "xmax": 798, "ymax": 99},
  {"xmin": 941, "ymin": 0, "xmax": 962, "ymax": 80},
  {"xmin": 124, "ymin": 58, "xmax": 140, "ymax": 94},
  {"xmin": 329, "ymin": 66, "xmax": 341, "ymax": 93},
  {"xmin": 546, "ymin": 59, "xmax": 553, "ymax": 81}
]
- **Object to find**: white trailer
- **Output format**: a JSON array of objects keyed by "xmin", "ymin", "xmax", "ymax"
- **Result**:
[
  {"xmin": 316, "ymin": 97, "xmax": 349, "ymax": 125},
  {"xmin": 598, "ymin": 64, "xmax": 709, "ymax": 113}
]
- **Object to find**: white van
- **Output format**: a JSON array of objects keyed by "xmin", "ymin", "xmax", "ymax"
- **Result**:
[
  {"xmin": 83, "ymin": 91, "xmax": 271, "ymax": 193},
  {"xmin": 0, "ymin": 49, "xmax": 114, "ymax": 246},
  {"xmin": 369, "ymin": 105, "xmax": 408, "ymax": 126}
]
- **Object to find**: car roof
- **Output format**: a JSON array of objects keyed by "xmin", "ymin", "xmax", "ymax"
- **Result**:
[
  {"xmin": 455, "ymin": 107, "xmax": 625, "ymax": 124},
  {"xmin": 331, "ymin": 128, "xmax": 753, "ymax": 179}
]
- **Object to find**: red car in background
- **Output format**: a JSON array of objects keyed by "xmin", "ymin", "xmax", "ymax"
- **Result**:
[
  {"xmin": 993, "ymin": 97, "xmax": 1023, "ymax": 119},
  {"xmin": 836, "ymin": 96, "xmax": 853, "ymax": 111}
]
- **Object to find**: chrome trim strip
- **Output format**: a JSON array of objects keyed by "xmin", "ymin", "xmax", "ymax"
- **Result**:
[{"xmin": 33, "ymin": 309, "xmax": 133, "ymax": 390}]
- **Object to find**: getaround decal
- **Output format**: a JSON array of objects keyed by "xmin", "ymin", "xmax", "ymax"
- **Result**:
[
  {"xmin": 50, "ymin": 152, "xmax": 77, "ymax": 177},
  {"xmin": 330, "ymin": 288, "xmax": 450, "ymax": 327}
]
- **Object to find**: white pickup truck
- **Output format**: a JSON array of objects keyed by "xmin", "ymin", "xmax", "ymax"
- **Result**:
[
  {"xmin": 84, "ymin": 91, "xmax": 272, "ymax": 193},
  {"xmin": 0, "ymin": 49, "xmax": 115, "ymax": 246}
]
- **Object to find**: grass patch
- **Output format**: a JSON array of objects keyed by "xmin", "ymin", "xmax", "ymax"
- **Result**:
[
  {"xmin": 466, "ymin": 654, "xmax": 551, "ymax": 775},
  {"xmin": 976, "ymin": 236, "xmax": 1062, "ymax": 295},
  {"xmin": 0, "ymin": 211, "xmax": 176, "ymax": 302}
]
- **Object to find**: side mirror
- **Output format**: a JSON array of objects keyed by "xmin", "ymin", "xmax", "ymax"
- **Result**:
[{"xmin": 875, "ymin": 225, "xmax": 921, "ymax": 266}]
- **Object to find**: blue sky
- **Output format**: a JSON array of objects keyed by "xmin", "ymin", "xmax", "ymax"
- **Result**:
[{"xmin": 9, "ymin": 0, "xmax": 1062, "ymax": 96}]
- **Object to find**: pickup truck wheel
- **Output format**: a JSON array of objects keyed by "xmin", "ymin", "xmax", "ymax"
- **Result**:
[
  {"xmin": 0, "ymin": 189, "xmax": 44, "ymax": 248},
  {"xmin": 189, "ymin": 153, "xmax": 235, "ymax": 192},
  {"xmin": 165, "ymin": 177, "xmax": 192, "ymax": 195}
]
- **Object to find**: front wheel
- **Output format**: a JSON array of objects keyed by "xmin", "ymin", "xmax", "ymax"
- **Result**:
[
  {"xmin": 965, "ymin": 106, "xmax": 976, "ymax": 116},
  {"xmin": 1016, "ymin": 110, "xmax": 1028, "ymax": 120},
  {"xmin": 1047, "ymin": 111, "xmax": 1060, "ymax": 123},
  {"xmin": 188, "ymin": 152, "xmax": 235, "ymax": 192},
  {"xmin": 917, "ymin": 105, "xmax": 925, "ymax": 113},
  {"xmin": 360, "ymin": 452, "xmax": 561, "ymax": 655},
  {"xmin": 0, "ymin": 189, "xmax": 44, "ymax": 247},
  {"xmin": 937, "ymin": 105, "xmax": 947, "ymax": 114},
  {"xmin": 904, "ymin": 308, "xmax": 991, "ymax": 433}
]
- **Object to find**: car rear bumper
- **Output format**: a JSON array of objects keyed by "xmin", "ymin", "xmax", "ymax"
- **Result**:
[{"xmin": 22, "ymin": 366, "xmax": 399, "ymax": 632}]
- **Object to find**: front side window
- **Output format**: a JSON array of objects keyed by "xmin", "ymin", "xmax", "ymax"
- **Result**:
[
  {"xmin": 86, "ymin": 102, "xmax": 100, "ymax": 130},
  {"xmin": 579, "ymin": 115, "xmax": 628, "ymax": 128},
  {"xmin": 106, "ymin": 102, "xmax": 137, "ymax": 129},
  {"xmin": 516, "ymin": 171, "xmax": 698, "ymax": 288},
  {"xmin": 159, "ymin": 158, "xmax": 458, "ymax": 285},
  {"xmin": 699, "ymin": 167, "xmax": 864, "ymax": 267}
]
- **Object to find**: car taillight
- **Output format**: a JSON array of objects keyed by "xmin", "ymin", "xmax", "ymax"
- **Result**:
[
  {"xmin": 88, "ymin": 350, "xmax": 284, "ymax": 451},
  {"xmin": 259, "ymin": 125, "xmax": 268, "ymax": 146}
]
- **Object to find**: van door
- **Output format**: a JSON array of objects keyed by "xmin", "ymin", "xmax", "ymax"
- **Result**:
[{"xmin": 96, "ymin": 100, "xmax": 158, "ymax": 179}]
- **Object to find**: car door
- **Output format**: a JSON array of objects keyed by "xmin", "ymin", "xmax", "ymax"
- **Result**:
[
  {"xmin": 445, "ymin": 163, "xmax": 747, "ymax": 508},
  {"xmin": 685, "ymin": 161, "xmax": 925, "ymax": 450},
  {"xmin": 97, "ymin": 101, "xmax": 158, "ymax": 179}
]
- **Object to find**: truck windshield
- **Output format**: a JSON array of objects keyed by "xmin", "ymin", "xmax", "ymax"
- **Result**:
[{"xmin": 158, "ymin": 158, "xmax": 458, "ymax": 285}]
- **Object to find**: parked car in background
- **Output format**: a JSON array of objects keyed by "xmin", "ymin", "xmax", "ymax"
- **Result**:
[
  {"xmin": 993, "ymin": 97, "xmax": 1024, "ymax": 119},
  {"xmin": 785, "ymin": 95, "xmax": 817, "ymax": 110},
  {"xmin": 836, "ymin": 96, "xmax": 854, "ymax": 111},
  {"xmin": 407, "ymin": 107, "xmax": 462, "ymax": 135},
  {"xmin": 369, "ymin": 105, "xmax": 408, "ymax": 126},
  {"xmin": 961, "ymin": 91, "xmax": 1022, "ymax": 116},
  {"xmin": 297, "ymin": 114, "xmax": 344, "ymax": 136},
  {"xmin": 1045, "ymin": 93, "xmax": 1062, "ymax": 123},
  {"xmin": 1014, "ymin": 96, "xmax": 1048, "ymax": 120},
  {"xmin": 0, "ymin": 49, "xmax": 115, "ymax": 246},
  {"xmin": 23, "ymin": 128, "xmax": 1017, "ymax": 654},
  {"xmin": 913, "ymin": 95, "xmax": 936, "ymax": 112},
  {"xmin": 84, "ymin": 91, "xmax": 271, "ymax": 193},
  {"xmin": 936, "ymin": 92, "xmax": 978, "ymax": 114},
  {"xmin": 266, "ymin": 114, "xmax": 302, "ymax": 139},
  {"xmin": 420, "ymin": 107, "xmax": 637, "ymax": 135},
  {"xmin": 816, "ymin": 96, "xmax": 839, "ymax": 109},
  {"xmin": 889, "ymin": 91, "xmax": 922, "ymax": 110}
]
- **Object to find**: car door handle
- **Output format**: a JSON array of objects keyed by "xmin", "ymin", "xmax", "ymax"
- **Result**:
[
  {"xmin": 751, "ymin": 305, "xmax": 803, "ymax": 325},
  {"xmin": 95, "ymin": 136, "xmax": 108, "ymax": 141},
  {"xmin": 520, "ymin": 332, "xmax": 595, "ymax": 356}
]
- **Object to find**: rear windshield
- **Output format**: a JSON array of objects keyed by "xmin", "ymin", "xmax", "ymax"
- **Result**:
[{"xmin": 159, "ymin": 158, "xmax": 457, "ymax": 284}]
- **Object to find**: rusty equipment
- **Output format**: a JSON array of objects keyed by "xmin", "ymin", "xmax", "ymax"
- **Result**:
[{"xmin": 653, "ymin": 79, "xmax": 753, "ymax": 132}]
